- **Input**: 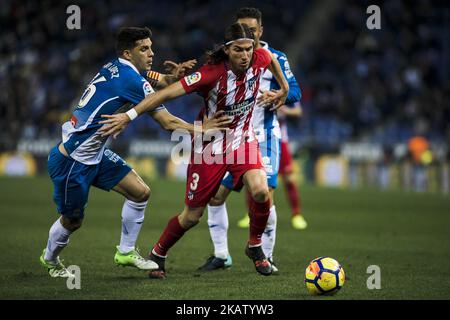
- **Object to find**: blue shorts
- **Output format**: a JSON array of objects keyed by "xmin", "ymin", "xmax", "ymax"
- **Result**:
[
  {"xmin": 47, "ymin": 144, "xmax": 132, "ymax": 219},
  {"xmin": 221, "ymin": 134, "xmax": 281, "ymax": 190}
]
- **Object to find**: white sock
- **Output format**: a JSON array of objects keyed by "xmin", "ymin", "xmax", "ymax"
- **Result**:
[
  {"xmin": 119, "ymin": 200, "xmax": 147, "ymax": 253},
  {"xmin": 207, "ymin": 204, "xmax": 229, "ymax": 259},
  {"xmin": 262, "ymin": 205, "xmax": 277, "ymax": 260},
  {"xmin": 44, "ymin": 218, "xmax": 72, "ymax": 262}
]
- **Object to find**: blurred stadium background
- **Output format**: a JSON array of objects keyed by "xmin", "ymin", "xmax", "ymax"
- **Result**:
[{"xmin": 1, "ymin": 0, "xmax": 449, "ymax": 192}]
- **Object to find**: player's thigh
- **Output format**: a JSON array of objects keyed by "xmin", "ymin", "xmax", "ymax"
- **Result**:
[
  {"xmin": 185, "ymin": 162, "xmax": 227, "ymax": 208},
  {"xmin": 93, "ymin": 149, "xmax": 149, "ymax": 202},
  {"xmin": 112, "ymin": 169, "xmax": 150, "ymax": 202},
  {"xmin": 242, "ymin": 168, "xmax": 270, "ymax": 202},
  {"xmin": 242, "ymin": 169, "xmax": 269, "ymax": 189},
  {"xmin": 227, "ymin": 140, "xmax": 268, "ymax": 201},
  {"xmin": 209, "ymin": 175, "xmax": 233, "ymax": 206},
  {"xmin": 47, "ymin": 145, "xmax": 93, "ymax": 220}
]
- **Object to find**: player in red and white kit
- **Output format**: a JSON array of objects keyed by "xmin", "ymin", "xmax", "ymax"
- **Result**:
[
  {"xmin": 278, "ymin": 102, "xmax": 307, "ymax": 229},
  {"xmin": 99, "ymin": 22, "xmax": 289, "ymax": 277}
]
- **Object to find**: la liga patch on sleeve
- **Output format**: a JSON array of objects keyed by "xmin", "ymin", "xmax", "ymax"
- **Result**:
[
  {"xmin": 184, "ymin": 72, "xmax": 202, "ymax": 86},
  {"xmin": 143, "ymin": 81, "xmax": 154, "ymax": 96}
]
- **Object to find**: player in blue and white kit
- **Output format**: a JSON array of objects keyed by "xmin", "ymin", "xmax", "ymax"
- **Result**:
[
  {"xmin": 198, "ymin": 8, "xmax": 301, "ymax": 272},
  {"xmin": 40, "ymin": 27, "xmax": 229, "ymax": 278}
]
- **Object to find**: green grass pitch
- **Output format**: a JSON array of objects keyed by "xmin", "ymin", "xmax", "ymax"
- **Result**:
[{"xmin": 0, "ymin": 176, "xmax": 449, "ymax": 299}]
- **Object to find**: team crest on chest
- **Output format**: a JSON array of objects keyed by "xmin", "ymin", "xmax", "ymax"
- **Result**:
[{"xmin": 248, "ymin": 76, "xmax": 257, "ymax": 91}]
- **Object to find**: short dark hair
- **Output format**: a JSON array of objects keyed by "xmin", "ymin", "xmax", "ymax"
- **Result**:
[
  {"xmin": 205, "ymin": 23, "xmax": 254, "ymax": 64},
  {"xmin": 115, "ymin": 27, "xmax": 152, "ymax": 56},
  {"xmin": 236, "ymin": 7, "xmax": 262, "ymax": 25}
]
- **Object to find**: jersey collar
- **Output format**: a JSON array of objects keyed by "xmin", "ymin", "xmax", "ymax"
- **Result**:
[{"xmin": 118, "ymin": 58, "xmax": 140, "ymax": 75}]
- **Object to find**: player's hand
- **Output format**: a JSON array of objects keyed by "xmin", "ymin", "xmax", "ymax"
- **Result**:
[
  {"xmin": 202, "ymin": 110, "xmax": 233, "ymax": 133},
  {"xmin": 257, "ymin": 89, "xmax": 288, "ymax": 111},
  {"xmin": 164, "ymin": 59, "xmax": 197, "ymax": 79},
  {"xmin": 98, "ymin": 113, "xmax": 131, "ymax": 139}
]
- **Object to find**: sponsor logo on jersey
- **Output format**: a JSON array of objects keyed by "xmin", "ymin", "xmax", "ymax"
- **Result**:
[
  {"xmin": 184, "ymin": 72, "xmax": 202, "ymax": 86},
  {"xmin": 223, "ymin": 97, "xmax": 254, "ymax": 117}
]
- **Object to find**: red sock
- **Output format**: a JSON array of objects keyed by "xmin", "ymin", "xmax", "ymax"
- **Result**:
[
  {"xmin": 248, "ymin": 197, "xmax": 271, "ymax": 246},
  {"xmin": 152, "ymin": 215, "xmax": 186, "ymax": 257},
  {"xmin": 285, "ymin": 180, "xmax": 301, "ymax": 217}
]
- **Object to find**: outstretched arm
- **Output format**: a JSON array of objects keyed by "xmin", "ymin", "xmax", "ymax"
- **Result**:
[
  {"xmin": 258, "ymin": 54, "xmax": 290, "ymax": 111},
  {"xmin": 151, "ymin": 109, "xmax": 232, "ymax": 134},
  {"xmin": 99, "ymin": 81, "xmax": 186, "ymax": 138},
  {"xmin": 278, "ymin": 102, "xmax": 303, "ymax": 118},
  {"xmin": 148, "ymin": 59, "xmax": 197, "ymax": 90}
]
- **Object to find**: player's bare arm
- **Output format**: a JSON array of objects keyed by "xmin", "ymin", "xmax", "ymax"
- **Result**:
[
  {"xmin": 278, "ymin": 103, "xmax": 302, "ymax": 118},
  {"xmin": 258, "ymin": 54, "xmax": 289, "ymax": 110},
  {"xmin": 99, "ymin": 81, "xmax": 186, "ymax": 138},
  {"xmin": 150, "ymin": 109, "xmax": 232, "ymax": 134},
  {"xmin": 148, "ymin": 59, "xmax": 197, "ymax": 89}
]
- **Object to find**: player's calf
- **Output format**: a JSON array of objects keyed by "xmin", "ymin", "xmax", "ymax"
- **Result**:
[{"xmin": 179, "ymin": 206, "xmax": 204, "ymax": 229}]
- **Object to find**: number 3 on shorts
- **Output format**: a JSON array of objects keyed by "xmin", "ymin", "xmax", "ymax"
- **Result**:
[{"xmin": 190, "ymin": 173, "xmax": 200, "ymax": 191}]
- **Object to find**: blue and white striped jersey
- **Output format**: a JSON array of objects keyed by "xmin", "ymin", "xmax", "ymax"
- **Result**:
[
  {"xmin": 62, "ymin": 58, "xmax": 164, "ymax": 165},
  {"xmin": 252, "ymin": 42, "xmax": 301, "ymax": 141}
]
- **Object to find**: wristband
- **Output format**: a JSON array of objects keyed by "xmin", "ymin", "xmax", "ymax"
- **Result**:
[{"xmin": 126, "ymin": 108, "xmax": 138, "ymax": 121}]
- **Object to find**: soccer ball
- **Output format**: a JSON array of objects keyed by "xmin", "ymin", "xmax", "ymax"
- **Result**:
[{"xmin": 305, "ymin": 257, "xmax": 345, "ymax": 295}]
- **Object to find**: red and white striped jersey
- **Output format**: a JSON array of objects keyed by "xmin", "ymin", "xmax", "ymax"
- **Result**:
[{"xmin": 180, "ymin": 47, "xmax": 272, "ymax": 154}]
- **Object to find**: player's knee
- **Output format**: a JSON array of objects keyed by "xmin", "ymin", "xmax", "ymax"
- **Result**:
[
  {"xmin": 184, "ymin": 216, "xmax": 200, "ymax": 228},
  {"xmin": 250, "ymin": 186, "xmax": 269, "ymax": 203},
  {"xmin": 131, "ymin": 185, "xmax": 151, "ymax": 203},
  {"xmin": 180, "ymin": 209, "xmax": 203, "ymax": 229},
  {"xmin": 61, "ymin": 216, "xmax": 83, "ymax": 232},
  {"xmin": 141, "ymin": 185, "xmax": 151, "ymax": 201}
]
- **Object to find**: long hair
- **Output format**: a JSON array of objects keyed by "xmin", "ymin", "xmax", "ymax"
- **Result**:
[{"xmin": 205, "ymin": 23, "xmax": 254, "ymax": 65}]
